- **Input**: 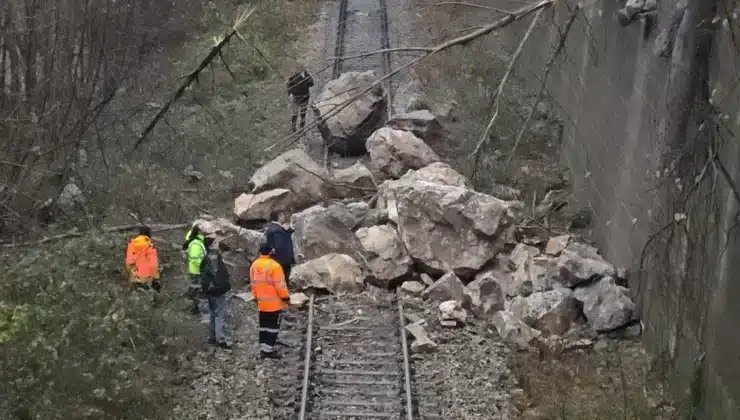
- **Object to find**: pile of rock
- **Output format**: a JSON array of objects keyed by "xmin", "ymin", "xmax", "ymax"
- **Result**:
[{"xmin": 207, "ymin": 78, "xmax": 638, "ymax": 355}]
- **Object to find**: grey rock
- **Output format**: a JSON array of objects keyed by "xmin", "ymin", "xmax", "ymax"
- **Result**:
[
  {"xmin": 184, "ymin": 165, "xmax": 204, "ymax": 182},
  {"xmin": 292, "ymin": 203, "xmax": 363, "ymax": 263},
  {"xmin": 419, "ymin": 273, "xmax": 435, "ymax": 286},
  {"xmin": 398, "ymin": 162, "xmax": 470, "ymax": 188},
  {"xmin": 314, "ymin": 71, "xmax": 386, "ymax": 156},
  {"xmin": 378, "ymin": 179, "xmax": 522, "ymax": 278},
  {"xmin": 234, "ymin": 189, "xmax": 292, "ymax": 221},
  {"xmin": 355, "ymin": 225, "xmax": 414, "ymax": 288},
  {"xmin": 58, "ymin": 181, "xmax": 86, "ymax": 210},
  {"xmin": 290, "ymin": 253, "xmax": 365, "ymax": 294},
  {"xmin": 328, "ymin": 162, "xmax": 376, "ymax": 199},
  {"xmin": 422, "ymin": 272, "xmax": 466, "ymax": 304},
  {"xmin": 366, "ymin": 127, "xmax": 440, "ymax": 178},
  {"xmin": 511, "ymin": 255, "xmax": 559, "ymax": 294},
  {"xmin": 492, "ymin": 311, "xmax": 542, "ymax": 350},
  {"xmin": 439, "ymin": 300, "xmax": 468, "ymax": 326},
  {"xmin": 289, "ymin": 293, "xmax": 310, "ymax": 307},
  {"xmin": 465, "ymin": 275, "xmax": 505, "ymax": 319},
  {"xmin": 545, "ymin": 235, "xmax": 570, "ymax": 256},
  {"xmin": 555, "ymin": 242, "xmax": 616, "ymax": 287},
  {"xmin": 574, "ymin": 276, "xmax": 637, "ymax": 332},
  {"xmin": 405, "ymin": 322, "xmax": 437, "ymax": 353},
  {"xmin": 507, "ymin": 288, "xmax": 580, "ymax": 336},
  {"xmin": 248, "ymin": 148, "xmax": 328, "ymax": 209},
  {"xmin": 401, "ymin": 281, "xmax": 426, "ymax": 296},
  {"xmin": 386, "ymin": 109, "xmax": 447, "ymax": 144}
]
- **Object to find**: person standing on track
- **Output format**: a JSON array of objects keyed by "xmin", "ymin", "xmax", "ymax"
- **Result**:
[
  {"xmin": 265, "ymin": 210, "xmax": 296, "ymax": 288},
  {"xmin": 183, "ymin": 225, "xmax": 207, "ymax": 314},
  {"xmin": 286, "ymin": 68, "xmax": 314, "ymax": 133},
  {"xmin": 199, "ymin": 236, "xmax": 232, "ymax": 348},
  {"xmin": 250, "ymin": 243, "xmax": 290, "ymax": 359}
]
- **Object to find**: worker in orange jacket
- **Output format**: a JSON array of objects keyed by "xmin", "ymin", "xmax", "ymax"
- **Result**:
[
  {"xmin": 125, "ymin": 226, "xmax": 161, "ymax": 292},
  {"xmin": 249, "ymin": 242, "xmax": 290, "ymax": 359}
]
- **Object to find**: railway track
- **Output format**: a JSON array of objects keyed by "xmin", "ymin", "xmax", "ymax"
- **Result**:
[{"xmin": 295, "ymin": 290, "xmax": 414, "ymax": 419}]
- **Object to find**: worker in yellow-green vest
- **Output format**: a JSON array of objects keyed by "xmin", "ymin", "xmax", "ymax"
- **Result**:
[{"xmin": 183, "ymin": 225, "xmax": 207, "ymax": 314}]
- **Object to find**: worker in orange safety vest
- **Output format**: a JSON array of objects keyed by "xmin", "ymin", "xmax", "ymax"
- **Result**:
[
  {"xmin": 249, "ymin": 242, "xmax": 290, "ymax": 359},
  {"xmin": 125, "ymin": 226, "xmax": 161, "ymax": 292}
]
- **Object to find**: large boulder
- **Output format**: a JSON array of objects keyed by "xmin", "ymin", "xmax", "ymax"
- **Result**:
[
  {"xmin": 554, "ymin": 242, "xmax": 616, "ymax": 287},
  {"xmin": 234, "ymin": 189, "xmax": 292, "ymax": 221},
  {"xmin": 492, "ymin": 311, "xmax": 542, "ymax": 350},
  {"xmin": 313, "ymin": 71, "xmax": 386, "ymax": 156},
  {"xmin": 290, "ymin": 253, "xmax": 365, "ymax": 294},
  {"xmin": 574, "ymin": 277, "xmax": 637, "ymax": 332},
  {"xmin": 379, "ymin": 179, "xmax": 522, "ymax": 278},
  {"xmin": 247, "ymin": 149, "xmax": 327, "ymax": 209},
  {"xmin": 366, "ymin": 127, "xmax": 440, "ymax": 178},
  {"xmin": 355, "ymin": 225, "xmax": 414, "ymax": 288},
  {"xmin": 507, "ymin": 288, "xmax": 580, "ymax": 336},
  {"xmin": 465, "ymin": 275, "xmax": 505, "ymax": 319},
  {"xmin": 398, "ymin": 162, "xmax": 470, "ymax": 188},
  {"xmin": 327, "ymin": 162, "xmax": 376, "ymax": 199},
  {"xmin": 291, "ymin": 203, "xmax": 363, "ymax": 263},
  {"xmin": 386, "ymin": 109, "xmax": 447, "ymax": 144}
]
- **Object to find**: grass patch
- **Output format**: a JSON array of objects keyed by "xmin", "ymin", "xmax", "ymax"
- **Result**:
[{"xmin": 509, "ymin": 340, "xmax": 678, "ymax": 419}]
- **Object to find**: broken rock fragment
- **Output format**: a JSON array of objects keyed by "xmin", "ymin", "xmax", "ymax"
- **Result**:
[
  {"xmin": 405, "ymin": 322, "xmax": 437, "ymax": 353},
  {"xmin": 465, "ymin": 274, "xmax": 505, "ymax": 319},
  {"xmin": 355, "ymin": 224, "xmax": 414, "ymax": 288},
  {"xmin": 574, "ymin": 276, "xmax": 636, "ymax": 332},
  {"xmin": 401, "ymin": 281, "xmax": 426, "ymax": 296},
  {"xmin": 290, "ymin": 253, "xmax": 365, "ymax": 294},
  {"xmin": 366, "ymin": 127, "xmax": 440, "ymax": 178},
  {"xmin": 545, "ymin": 234, "xmax": 570, "ymax": 256},
  {"xmin": 507, "ymin": 288, "xmax": 580, "ymax": 336},
  {"xmin": 421, "ymin": 272, "xmax": 467, "ymax": 304},
  {"xmin": 555, "ymin": 242, "xmax": 616, "ymax": 287},
  {"xmin": 438, "ymin": 300, "xmax": 468, "ymax": 327},
  {"xmin": 492, "ymin": 311, "xmax": 542, "ymax": 350},
  {"xmin": 234, "ymin": 189, "xmax": 292, "ymax": 221}
]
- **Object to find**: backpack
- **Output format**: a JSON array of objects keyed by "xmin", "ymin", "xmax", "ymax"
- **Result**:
[
  {"xmin": 287, "ymin": 71, "xmax": 314, "ymax": 96},
  {"xmin": 199, "ymin": 250, "xmax": 232, "ymax": 295}
]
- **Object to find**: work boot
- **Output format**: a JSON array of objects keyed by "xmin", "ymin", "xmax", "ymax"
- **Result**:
[
  {"xmin": 260, "ymin": 351, "xmax": 282, "ymax": 360},
  {"xmin": 217, "ymin": 341, "xmax": 233, "ymax": 350}
]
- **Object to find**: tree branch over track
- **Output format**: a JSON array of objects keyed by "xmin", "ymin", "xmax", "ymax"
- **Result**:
[{"xmin": 264, "ymin": 0, "xmax": 555, "ymax": 156}]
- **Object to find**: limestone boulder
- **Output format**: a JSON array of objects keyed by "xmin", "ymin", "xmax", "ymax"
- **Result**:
[
  {"xmin": 314, "ymin": 71, "xmax": 386, "ymax": 156},
  {"xmin": 386, "ymin": 109, "xmax": 447, "ymax": 144},
  {"xmin": 291, "ymin": 203, "xmax": 362, "ymax": 263},
  {"xmin": 507, "ymin": 288, "xmax": 580, "ymax": 336},
  {"xmin": 366, "ymin": 127, "xmax": 440, "ymax": 178},
  {"xmin": 290, "ymin": 253, "xmax": 365, "ymax": 294},
  {"xmin": 355, "ymin": 225, "xmax": 414, "ymax": 288},
  {"xmin": 234, "ymin": 189, "xmax": 292, "ymax": 221},
  {"xmin": 512, "ymin": 255, "xmax": 560, "ymax": 294},
  {"xmin": 247, "ymin": 149, "xmax": 327, "ymax": 209},
  {"xmin": 465, "ymin": 275, "xmax": 505, "ymax": 319},
  {"xmin": 378, "ymin": 179, "xmax": 522, "ymax": 278},
  {"xmin": 545, "ymin": 235, "xmax": 570, "ymax": 256},
  {"xmin": 328, "ymin": 162, "xmax": 376, "ymax": 199},
  {"xmin": 574, "ymin": 276, "xmax": 637, "ymax": 332},
  {"xmin": 492, "ymin": 311, "xmax": 542, "ymax": 350},
  {"xmin": 398, "ymin": 162, "xmax": 470, "ymax": 188},
  {"xmin": 346, "ymin": 201, "xmax": 389, "ymax": 230},
  {"xmin": 554, "ymin": 242, "xmax": 616, "ymax": 287}
]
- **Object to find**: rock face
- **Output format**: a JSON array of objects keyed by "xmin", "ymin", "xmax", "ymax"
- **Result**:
[
  {"xmin": 313, "ymin": 71, "xmax": 386, "ymax": 156},
  {"xmin": 355, "ymin": 225, "xmax": 413, "ymax": 288},
  {"xmin": 379, "ymin": 179, "xmax": 521, "ymax": 278},
  {"xmin": 234, "ymin": 189, "xmax": 292, "ymax": 221},
  {"xmin": 398, "ymin": 162, "xmax": 471, "ymax": 188},
  {"xmin": 366, "ymin": 127, "xmax": 440, "ymax": 178},
  {"xmin": 574, "ymin": 277, "xmax": 636, "ymax": 332},
  {"xmin": 328, "ymin": 163, "xmax": 376, "ymax": 199},
  {"xmin": 247, "ymin": 149, "xmax": 327, "ymax": 209},
  {"xmin": 554, "ymin": 242, "xmax": 616, "ymax": 287},
  {"xmin": 507, "ymin": 288, "xmax": 580, "ymax": 336},
  {"xmin": 421, "ymin": 272, "xmax": 467, "ymax": 304},
  {"xmin": 290, "ymin": 253, "xmax": 365, "ymax": 294},
  {"xmin": 291, "ymin": 203, "xmax": 362, "ymax": 263},
  {"xmin": 492, "ymin": 311, "xmax": 542, "ymax": 350},
  {"xmin": 386, "ymin": 110, "xmax": 446, "ymax": 144},
  {"xmin": 466, "ymin": 275, "xmax": 505, "ymax": 319}
]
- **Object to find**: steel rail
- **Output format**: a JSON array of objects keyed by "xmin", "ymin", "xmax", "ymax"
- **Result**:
[
  {"xmin": 297, "ymin": 294, "xmax": 315, "ymax": 420},
  {"xmin": 332, "ymin": 0, "xmax": 350, "ymax": 78},
  {"xmin": 397, "ymin": 288, "xmax": 414, "ymax": 420}
]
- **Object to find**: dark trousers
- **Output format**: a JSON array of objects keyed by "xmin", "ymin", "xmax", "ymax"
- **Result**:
[
  {"xmin": 280, "ymin": 263, "xmax": 292, "ymax": 289},
  {"xmin": 258, "ymin": 310, "xmax": 282, "ymax": 354},
  {"xmin": 291, "ymin": 95, "xmax": 309, "ymax": 132}
]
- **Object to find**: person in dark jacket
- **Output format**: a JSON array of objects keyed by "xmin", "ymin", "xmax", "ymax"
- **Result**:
[
  {"xmin": 264, "ymin": 210, "xmax": 296, "ymax": 288},
  {"xmin": 286, "ymin": 69, "xmax": 314, "ymax": 133},
  {"xmin": 200, "ymin": 237, "xmax": 232, "ymax": 349}
]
